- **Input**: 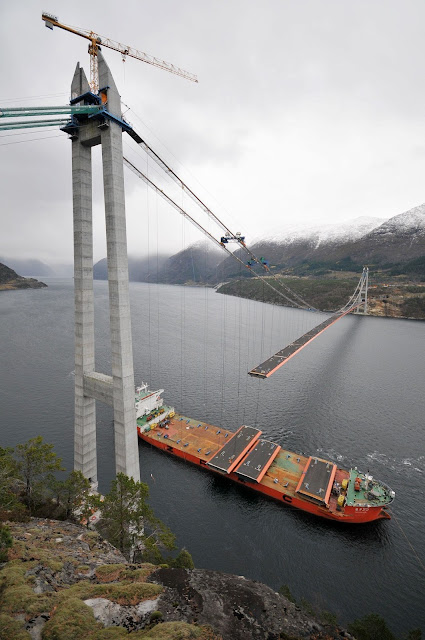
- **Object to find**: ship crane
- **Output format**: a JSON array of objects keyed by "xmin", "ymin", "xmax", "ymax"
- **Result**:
[{"xmin": 42, "ymin": 12, "xmax": 198, "ymax": 93}]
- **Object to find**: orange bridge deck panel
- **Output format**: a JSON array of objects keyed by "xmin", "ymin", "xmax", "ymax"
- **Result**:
[
  {"xmin": 235, "ymin": 439, "xmax": 281, "ymax": 482},
  {"xmin": 295, "ymin": 456, "xmax": 337, "ymax": 505},
  {"xmin": 207, "ymin": 425, "xmax": 262, "ymax": 474}
]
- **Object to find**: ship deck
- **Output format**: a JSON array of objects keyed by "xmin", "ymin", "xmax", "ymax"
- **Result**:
[
  {"xmin": 137, "ymin": 410, "xmax": 393, "ymax": 522},
  {"xmin": 138, "ymin": 413, "xmax": 311, "ymax": 500}
]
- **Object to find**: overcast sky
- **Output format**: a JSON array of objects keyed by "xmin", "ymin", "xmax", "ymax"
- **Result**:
[{"xmin": 1, "ymin": 0, "xmax": 425, "ymax": 265}]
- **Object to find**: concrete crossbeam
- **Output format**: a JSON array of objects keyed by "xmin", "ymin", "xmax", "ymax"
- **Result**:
[{"xmin": 83, "ymin": 372, "xmax": 114, "ymax": 406}]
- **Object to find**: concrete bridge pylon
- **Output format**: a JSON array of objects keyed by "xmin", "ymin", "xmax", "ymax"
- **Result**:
[{"xmin": 71, "ymin": 53, "xmax": 140, "ymax": 486}]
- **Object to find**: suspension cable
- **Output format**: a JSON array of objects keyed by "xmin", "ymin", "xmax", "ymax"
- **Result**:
[
  {"xmin": 123, "ymin": 156, "xmax": 306, "ymax": 309},
  {"xmin": 126, "ymin": 127, "xmax": 316, "ymax": 310}
]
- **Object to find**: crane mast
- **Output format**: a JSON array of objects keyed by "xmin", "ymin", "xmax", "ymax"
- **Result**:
[{"xmin": 42, "ymin": 12, "xmax": 198, "ymax": 92}]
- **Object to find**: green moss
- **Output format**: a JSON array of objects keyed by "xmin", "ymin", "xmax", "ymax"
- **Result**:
[
  {"xmin": 90, "ymin": 630, "xmax": 129, "ymax": 639},
  {"xmin": 141, "ymin": 622, "xmax": 204, "ymax": 639},
  {"xmin": 83, "ymin": 531, "xmax": 102, "ymax": 549},
  {"xmin": 41, "ymin": 597, "xmax": 102, "ymax": 639},
  {"xmin": 94, "ymin": 564, "xmax": 126, "ymax": 581},
  {"xmin": 95, "ymin": 563, "xmax": 126, "ymax": 575},
  {"xmin": 0, "ymin": 524, "xmax": 13, "ymax": 562},
  {"xmin": 47, "ymin": 560, "xmax": 63, "ymax": 572},
  {"xmin": 119, "ymin": 565, "xmax": 156, "ymax": 582},
  {"xmin": 0, "ymin": 613, "xmax": 31, "ymax": 639},
  {"xmin": 0, "ymin": 563, "xmax": 27, "ymax": 587},
  {"xmin": 1, "ymin": 583, "xmax": 56, "ymax": 616},
  {"xmin": 63, "ymin": 581, "xmax": 162, "ymax": 606},
  {"xmin": 84, "ymin": 531, "xmax": 100, "ymax": 538}
]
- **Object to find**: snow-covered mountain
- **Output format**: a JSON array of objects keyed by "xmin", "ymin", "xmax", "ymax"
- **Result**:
[
  {"xmin": 212, "ymin": 204, "xmax": 425, "ymax": 281},
  {"xmin": 261, "ymin": 216, "xmax": 385, "ymax": 247},
  {"xmin": 365, "ymin": 203, "xmax": 425, "ymax": 241},
  {"xmin": 344, "ymin": 204, "xmax": 425, "ymax": 265}
]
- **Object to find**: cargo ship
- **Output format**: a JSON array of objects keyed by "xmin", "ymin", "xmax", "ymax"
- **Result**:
[{"xmin": 135, "ymin": 384, "xmax": 395, "ymax": 523}]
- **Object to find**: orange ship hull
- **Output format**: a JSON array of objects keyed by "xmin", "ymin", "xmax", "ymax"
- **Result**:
[{"xmin": 137, "ymin": 413, "xmax": 393, "ymax": 524}]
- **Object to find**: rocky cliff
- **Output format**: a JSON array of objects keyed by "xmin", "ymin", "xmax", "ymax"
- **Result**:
[{"xmin": 1, "ymin": 518, "xmax": 354, "ymax": 640}]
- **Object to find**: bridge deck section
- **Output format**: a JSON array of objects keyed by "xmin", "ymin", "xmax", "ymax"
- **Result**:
[
  {"xmin": 295, "ymin": 456, "xmax": 337, "ymax": 505},
  {"xmin": 235, "ymin": 439, "xmax": 281, "ymax": 482},
  {"xmin": 249, "ymin": 305, "xmax": 360, "ymax": 379},
  {"xmin": 207, "ymin": 425, "xmax": 261, "ymax": 474}
]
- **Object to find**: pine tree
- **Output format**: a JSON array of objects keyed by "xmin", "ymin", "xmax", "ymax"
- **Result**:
[
  {"xmin": 51, "ymin": 470, "xmax": 91, "ymax": 519},
  {"xmin": 14, "ymin": 436, "xmax": 63, "ymax": 513},
  {"xmin": 100, "ymin": 473, "xmax": 176, "ymax": 559}
]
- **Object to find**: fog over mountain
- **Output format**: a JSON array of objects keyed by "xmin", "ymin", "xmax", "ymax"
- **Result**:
[
  {"xmin": 4, "ymin": 204, "xmax": 424, "ymax": 285},
  {"xmin": 91, "ymin": 203, "xmax": 425, "ymax": 284}
]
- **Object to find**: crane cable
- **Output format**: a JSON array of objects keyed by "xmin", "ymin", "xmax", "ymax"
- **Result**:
[
  {"xmin": 126, "ymin": 126, "xmax": 315, "ymax": 310},
  {"xmin": 123, "ymin": 156, "xmax": 304, "ymax": 309}
]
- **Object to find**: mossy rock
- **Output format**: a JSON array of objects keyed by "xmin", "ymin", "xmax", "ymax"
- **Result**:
[
  {"xmin": 63, "ymin": 581, "xmax": 163, "ymax": 606},
  {"xmin": 119, "ymin": 565, "xmax": 156, "ymax": 582},
  {"xmin": 0, "ymin": 562, "xmax": 27, "ymax": 587},
  {"xmin": 84, "ymin": 531, "xmax": 100, "ymax": 539},
  {"xmin": 141, "ymin": 622, "xmax": 205, "ymax": 639},
  {"xmin": 95, "ymin": 564, "xmax": 126, "ymax": 582},
  {"xmin": 47, "ymin": 560, "xmax": 63, "ymax": 572},
  {"xmin": 76, "ymin": 565, "xmax": 91, "ymax": 574},
  {"xmin": 41, "ymin": 597, "xmax": 103, "ymax": 639},
  {"xmin": 0, "ymin": 613, "xmax": 31, "ymax": 640},
  {"xmin": 89, "ymin": 630, "xmax": 128, "ymax": 639},
  {"xmin": 0, "ymin": 583, "xmax": 56, "ymax": 616}
]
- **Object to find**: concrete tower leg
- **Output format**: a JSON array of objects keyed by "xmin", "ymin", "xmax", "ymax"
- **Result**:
[
  {"xmin": 71, "ymin": 64, "xmax": 97, "ymax": 486},
  {"xmin": 98, "ymin": 53, "xmax": 140, "ymax": 481}
]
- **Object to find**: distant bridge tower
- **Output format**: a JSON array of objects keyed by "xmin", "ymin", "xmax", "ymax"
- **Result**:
[
  {"xmin": 70, "ymin": 53, "xmax": 140, "ymax": 486},
  {"xmin": 353, "ymin": 267, "xmax": 369, "ymax": 315}
]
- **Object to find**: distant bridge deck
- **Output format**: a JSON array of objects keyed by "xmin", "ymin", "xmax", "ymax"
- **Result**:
[{"xmin": 248, "ymin": 304, "xmax": 361, "ymax": 378}]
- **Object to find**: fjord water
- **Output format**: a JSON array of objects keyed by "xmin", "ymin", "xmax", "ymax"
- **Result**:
[{"xmin": 1, "ymin": 279, "xmax": 424, "ymax": 635}]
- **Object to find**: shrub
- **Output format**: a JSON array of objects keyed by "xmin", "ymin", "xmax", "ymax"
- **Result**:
[
  {"xmin": 150, "ymin": 610, "xmax": 163, "ymax": 621},
  {"xmin": 169, "ymin": 549, "xmax": 194, "ymax": 569},
  {"xmin": 278, "ymin": 584, "xmax": 296, "ymax": 603},
  {"xmin": 348, "ymin": 612, "xmax": 396, "ymax": 640}
]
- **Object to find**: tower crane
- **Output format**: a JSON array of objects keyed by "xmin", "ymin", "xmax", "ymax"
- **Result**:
[{"xmin": 42, "ymin": 12, "xmax": 198, "ymax": 93}]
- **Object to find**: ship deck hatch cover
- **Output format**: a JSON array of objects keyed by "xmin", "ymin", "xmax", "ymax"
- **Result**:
[
  {"xmin": 234, "ymin": 439, "xmax": 281, "ymax": 482},
  {"xmin": 207, "ymin": 425, "xmax": 261, "ymax": 474},
  {"xmin": 295, "ymin": 457, "xmax": 337, "ymax": 505}
]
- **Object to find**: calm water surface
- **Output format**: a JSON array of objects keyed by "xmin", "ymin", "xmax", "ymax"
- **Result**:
[{"xmin": 1, "ymin": 278, "xmax": 424, "ymax": 635}]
